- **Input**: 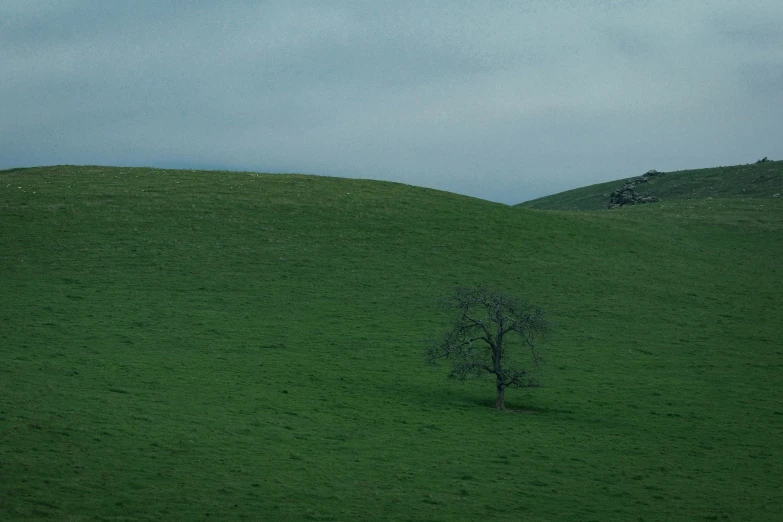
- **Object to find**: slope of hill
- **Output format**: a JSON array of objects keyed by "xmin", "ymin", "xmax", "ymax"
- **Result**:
[
  {"xmin": 517, "ymin": 160, "xmax": 783, "ymax": 210},
  {"xmin": 2, "ymin": 165, "xmax": 782, "ymax": 521}
]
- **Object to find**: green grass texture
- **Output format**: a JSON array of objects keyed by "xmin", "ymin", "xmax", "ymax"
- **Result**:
[
  {"xmin": 518, "ymin": 160, "xmax": 783, "ymax": 210},
  {"xmin": 2, "ymin": 165, "xmax": 782, "ymax": 521}
]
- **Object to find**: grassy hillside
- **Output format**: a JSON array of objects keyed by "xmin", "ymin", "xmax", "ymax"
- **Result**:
[
  {"xmin": 2, "ymin": 165, "xmax": 782, "ymax": 521},
  {"xmin": 518, "ymin": 160, "xmax": 783, "ymax": 210}
]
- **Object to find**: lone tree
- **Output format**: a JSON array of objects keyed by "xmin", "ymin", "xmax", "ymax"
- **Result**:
[{"xmin": 425, "ymin": 285, "xmax": 550, "ymax": 410}]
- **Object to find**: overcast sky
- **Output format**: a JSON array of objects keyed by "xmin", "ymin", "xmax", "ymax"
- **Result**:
[{"xmin": 2, "ymin": 1, "xmax": 781, "ymax": 203}]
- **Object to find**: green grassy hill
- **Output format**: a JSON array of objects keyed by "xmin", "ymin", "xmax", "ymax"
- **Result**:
[
  {"xmin": 2, "ymin": 165, "xmax": 782, "ymax": 521},
  {"xmin": 517, "ymin": 160, "xmax": 783, "ymax": 210}
]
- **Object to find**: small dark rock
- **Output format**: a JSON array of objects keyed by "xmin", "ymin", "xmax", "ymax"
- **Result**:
[{"xmin": 608, "ymin": 178, "xmax": 659, "ymax": 208}]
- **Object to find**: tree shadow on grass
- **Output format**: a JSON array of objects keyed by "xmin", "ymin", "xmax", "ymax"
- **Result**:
[
  {"xmin": 476, "ymin": 398, "xmax": 551, "ymax": 414},
  {"xmin": 376, "ymin": 379, "xmax": 483, "ymax": 411},
  {"xmin": 379, "ymin": 379, "xmax": 571, "ymax": 416}
]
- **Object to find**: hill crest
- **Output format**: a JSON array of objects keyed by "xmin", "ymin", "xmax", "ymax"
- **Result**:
[{"xmin": 517, "ymin": 160, "xmax": 783, "ymax": 210}]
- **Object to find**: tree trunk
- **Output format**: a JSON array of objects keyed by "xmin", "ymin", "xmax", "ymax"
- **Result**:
[
  {"xmin": 495, "ymin": 383, "xmax": 505, "ymax": 410},
  {"xmin": 493, "ymin": 335, "xmax": 505, "ymax": 410}
]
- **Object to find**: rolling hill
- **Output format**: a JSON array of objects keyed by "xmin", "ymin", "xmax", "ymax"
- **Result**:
[
  {"xmin": 2, "ymin": 165, "xmax": 782, "ymax": 521},
  {"xmin": 517, "ymin": 160, "xmax": 783, "ymax": 210}
]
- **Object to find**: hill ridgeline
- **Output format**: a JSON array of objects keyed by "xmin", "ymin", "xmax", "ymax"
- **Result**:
[{"xmin": 517, "ymin": 159, "xmax": 782, "ymax": 210}]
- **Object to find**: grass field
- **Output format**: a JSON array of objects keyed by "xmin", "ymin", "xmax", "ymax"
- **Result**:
[
  {"xmin": 517, "ymin": 161, "xmax": 783, "ymax": 210},
  {"xmin": 2, "ymin": 165, "xmax": 782, "ymax": 521}
]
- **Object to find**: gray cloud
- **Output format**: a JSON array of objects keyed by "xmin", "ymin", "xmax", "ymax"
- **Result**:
[{"xmin": 2, "ymin": 0, "xmax": 781, "ymax": 203}]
